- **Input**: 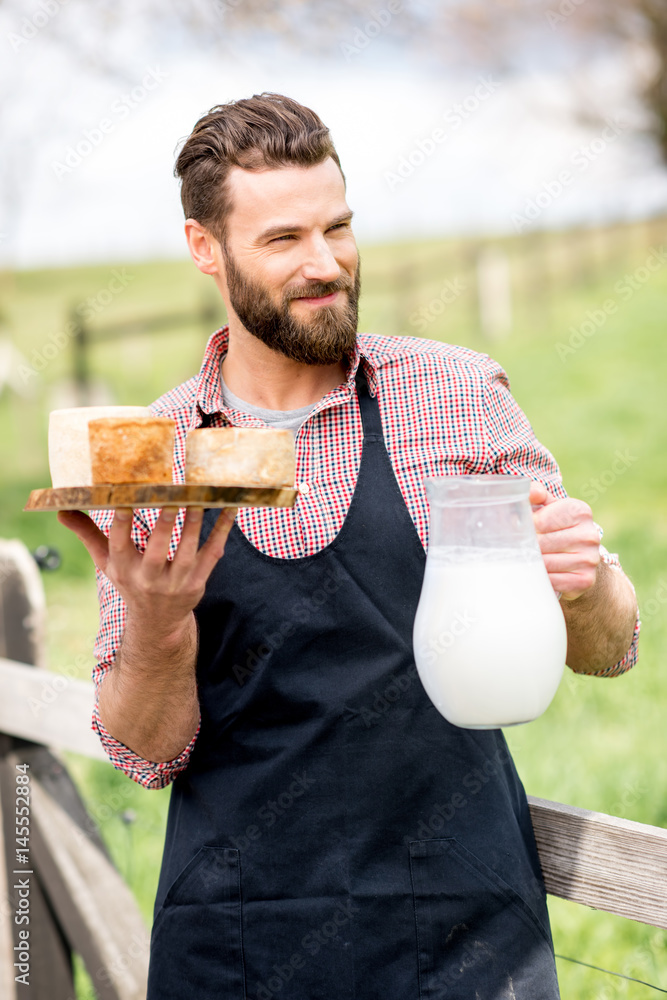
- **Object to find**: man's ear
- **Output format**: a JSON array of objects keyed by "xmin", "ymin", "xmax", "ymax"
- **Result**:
[{"xmin": 184, "ymin": 219, "xmax": 222, "ymax": 276}]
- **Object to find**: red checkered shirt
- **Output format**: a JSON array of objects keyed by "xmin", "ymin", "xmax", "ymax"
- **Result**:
[{"xmin": 92, "ymin": 327, "xmax": 640, "ymax": 788}]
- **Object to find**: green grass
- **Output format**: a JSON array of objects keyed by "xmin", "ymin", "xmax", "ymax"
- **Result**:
[{"xmin": 1, "ymin": 218, "xmax": 666, "ymax": 998}]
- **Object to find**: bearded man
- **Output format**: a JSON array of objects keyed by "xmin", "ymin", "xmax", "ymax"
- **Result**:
[{"xmin": 60, "ymin": 93, "xmax": 639, "ymax": 1000}]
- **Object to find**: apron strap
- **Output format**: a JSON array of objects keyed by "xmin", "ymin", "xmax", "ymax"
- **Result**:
[{"xmin": 355, "ymin": 363, "xmax": 383, "ymax": 440}]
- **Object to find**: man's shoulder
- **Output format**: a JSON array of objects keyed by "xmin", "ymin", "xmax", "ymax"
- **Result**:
[{"xmin": 358, "ymin": 333, "xmax": 504, "ymax": 385}]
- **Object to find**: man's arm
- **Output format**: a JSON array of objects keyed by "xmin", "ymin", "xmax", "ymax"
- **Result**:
[
  {"xmin": 529, "ymin": 483, "xmax": 638, "ymax": 675},
  {"xmin": 58, "ymin": 504, "xmax": 237, "ymax": 762}
]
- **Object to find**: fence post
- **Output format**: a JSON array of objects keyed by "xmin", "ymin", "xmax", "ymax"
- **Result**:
[
  {"xmin": 71, "ymin": 310, "xmax": 89, "ymax": 407},
  {"xmin": 0, "ymin": 539, "xmax": 75, "ymax": 998}
]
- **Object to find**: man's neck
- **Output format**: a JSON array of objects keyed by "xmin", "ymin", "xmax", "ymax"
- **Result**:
[{"xmin": 221, "ymin": 324, "xmax": 348, "ymax": 411}]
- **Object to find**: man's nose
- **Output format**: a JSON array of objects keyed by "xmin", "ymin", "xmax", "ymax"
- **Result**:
[{"xmin": 300, "ymin": 237, "xmax": 341, "ymax": 284}]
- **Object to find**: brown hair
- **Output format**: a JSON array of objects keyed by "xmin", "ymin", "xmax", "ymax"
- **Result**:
[{"xmin": 174, "ymin": 93, "xmax": 344, "ymax": 243}]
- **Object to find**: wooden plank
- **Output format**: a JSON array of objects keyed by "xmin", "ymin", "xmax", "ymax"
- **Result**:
[
  {"xmin": 529, "ymin": 796, "xmax": 667, "ymax": 928},
  {"xmin": 24, "ymin": 483, "xmax": 298, "ymax": 511},
  {"xmin": 26, "ymin": 760, "xmax": 149, "ymax": 1000},
  {"xmin": 0, "ymin": 539, "xmax": 46, "ymax": 668},
  {"xmin": 0, "ymin": 659, "xmax": 107, "ymax": 761},
  {"xmin": 0, "ymin": 739, "xmax": 76, "ymax": 998}
]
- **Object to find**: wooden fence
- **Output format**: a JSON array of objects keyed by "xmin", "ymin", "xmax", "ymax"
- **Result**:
[
  {"xmin": 1, "ymin": 538, "xmax": 666, "ymax": 997},
  {"xmin": 69, "ymin": 297, "xmax": 220, "ymax": 407}
]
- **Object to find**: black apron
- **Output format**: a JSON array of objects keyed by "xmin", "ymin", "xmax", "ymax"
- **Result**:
[{"xmin": 147, "ymin": 367, "xmax": 560, "ymax": 1000}]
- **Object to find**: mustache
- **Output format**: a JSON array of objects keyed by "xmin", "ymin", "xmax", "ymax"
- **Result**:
[{"xmin": 286, "ymin": 276, "xmax": 354, "ymax": 301}]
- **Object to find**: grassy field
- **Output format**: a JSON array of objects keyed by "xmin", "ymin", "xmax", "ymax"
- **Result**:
[{"xmin": 1, "ymin": 218, "xmax": 666, "ymax": 997}]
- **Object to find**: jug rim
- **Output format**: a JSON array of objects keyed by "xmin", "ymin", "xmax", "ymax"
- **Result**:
[{"xmin": 424, "ymin": 474, "xmax": 531, "ymax": 506}]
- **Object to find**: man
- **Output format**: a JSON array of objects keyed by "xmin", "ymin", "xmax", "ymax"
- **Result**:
[{"xmin": 60, "ymin": 93, "xmax": 639, "ymax": 999}]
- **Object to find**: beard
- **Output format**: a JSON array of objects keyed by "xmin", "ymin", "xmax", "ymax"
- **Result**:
[{"xmin": 222, "ymin": 244, "xmax": 360, "ymax": 366}]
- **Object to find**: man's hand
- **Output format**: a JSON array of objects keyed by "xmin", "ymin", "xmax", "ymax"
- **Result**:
[
  {"xmin": 529, "ymin": 482, "xmax": 600, "ymax": 601},
  {"xmin": 529, "ymin": 482, "xmax": 637, "ymax": 674},
  {"xmin": 58, "ymin": 505, "xmax": 237, "ymax": 761},
  {"xmin": 58, "ymin": 505, "xmax": 236, "ymax": 633}
]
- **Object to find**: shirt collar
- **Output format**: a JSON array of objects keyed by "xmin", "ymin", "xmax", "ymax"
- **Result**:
[{"xmin": 191, "ymin": 325, "xmax": 378, "ymax": 430}]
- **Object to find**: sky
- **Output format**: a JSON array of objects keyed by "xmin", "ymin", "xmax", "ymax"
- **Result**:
[{"xmin": 2, "ymin": 6, "xmax": 667, "ymax": 269}]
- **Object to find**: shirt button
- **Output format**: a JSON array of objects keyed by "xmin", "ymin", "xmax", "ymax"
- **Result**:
[{"xmin": 298, "ymin": 482, "xmax": 310, "ymax": 494}]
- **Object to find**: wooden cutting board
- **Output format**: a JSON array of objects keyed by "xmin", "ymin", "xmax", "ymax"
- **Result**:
[{"xmin": 24, "ymin": 484, "xmax": 298, "ymax": 511}]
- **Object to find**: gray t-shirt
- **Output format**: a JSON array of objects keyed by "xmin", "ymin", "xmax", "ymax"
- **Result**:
[{"xmin": 220, "ymin": 372, "xmax": 316, "ymax": 434}]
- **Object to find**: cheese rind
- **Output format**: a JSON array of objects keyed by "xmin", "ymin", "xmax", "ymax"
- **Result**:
[
  {"xmin": 48, "ymin": 406, "xmax": 151, "ymax": 487},
  {"xmin": 185, "ymin": 428, "xmax": 296, "ymax": 487},
  {"xmin": 88, "ymin": 417, "xmax": 175, "ymax": 484}
]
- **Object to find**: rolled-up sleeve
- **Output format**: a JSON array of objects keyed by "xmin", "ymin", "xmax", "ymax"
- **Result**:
[{"xmin": 91, "ymin": 507, "xmax": 198, "ymax": 788}]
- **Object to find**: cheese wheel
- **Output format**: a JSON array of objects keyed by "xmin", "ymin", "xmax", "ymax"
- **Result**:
[
  {"xmin": 185, "ymin": 428, "xmax": 296, "ymax": 487},
  {"xmin": 48, "ymin": 406, "xmax": 151, "ymax": 488},
  {"xmin": 88, "ymin": 416, "xmax": 175, "ymax": 484}
]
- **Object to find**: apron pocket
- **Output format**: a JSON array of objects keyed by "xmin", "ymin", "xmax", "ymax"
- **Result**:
[
  {"xmin": 148, "ymin": 846, "xmax": 245, "ymax": 1000},
  {"xmin": 409, "ymin": 838, "xmax": 560, "ymax": 1000}
]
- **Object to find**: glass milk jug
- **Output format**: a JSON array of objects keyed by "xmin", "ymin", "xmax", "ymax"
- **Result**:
[{"xmin": 413, "ymin": 476, "xmax": 567, "ymax": 728}]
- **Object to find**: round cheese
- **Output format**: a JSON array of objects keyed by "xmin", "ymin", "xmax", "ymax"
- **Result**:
[
  {"xmin": 88, "ymin": 416, "xmax": 175, "ymax": 484},
  {"xmin": 48, "ymin": 406, "xmax": 151, "ymax": 488},
  {"xmin": 185, "ymin": 428, "xmax": 296, "ymax": 487}
]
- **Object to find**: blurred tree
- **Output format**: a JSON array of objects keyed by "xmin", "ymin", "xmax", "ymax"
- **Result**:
[{"xmin": 435, "ymin": 1, "xmax": 667, "ymax": 163}]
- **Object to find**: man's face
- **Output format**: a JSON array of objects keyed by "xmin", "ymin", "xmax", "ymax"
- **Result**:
[{"xmin": 220, "ymin": 158, "xmax": 360, "ymax": 366}]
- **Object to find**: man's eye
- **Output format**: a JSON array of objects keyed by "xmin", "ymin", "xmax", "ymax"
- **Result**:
[{"xmin": 272, "ymin": 234, "xmax": 294, "ymax": 242}]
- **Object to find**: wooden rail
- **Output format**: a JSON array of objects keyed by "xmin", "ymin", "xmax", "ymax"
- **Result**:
[{"xmin": 2, "ymin": 653, "xmax": 666, "ymax": 932}]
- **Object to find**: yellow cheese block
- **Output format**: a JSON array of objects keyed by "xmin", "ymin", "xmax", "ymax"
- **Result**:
[{"xmin": 88, "ymin": 416, "xmax": 175, "ymax": 484}]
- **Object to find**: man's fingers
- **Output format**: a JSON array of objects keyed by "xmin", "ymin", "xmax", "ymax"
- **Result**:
[
  {"xmin": 141, "ymin": 507, "xmax": 180, "ymax": 578},
  {"xmin": 529, "ymin": 481, "xmax": 558, "ymax": 508},
  {"xmin": 532, "ymin": 497, "xmax": 593, "ymax": 536},
  {"xmin": 536, "ymin": 524, "xmax": 601, "ymax": 554},
  {"xmin": 172, "ymin": 507, "xmax": 205, "ymax": 566},
  {"xmin": 57, "ymin": 510, "xmax": 110, "ymax": 571},
  {"xmin": 541, "ymin": 549, "xmax": 601, "ymax": 574}
]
